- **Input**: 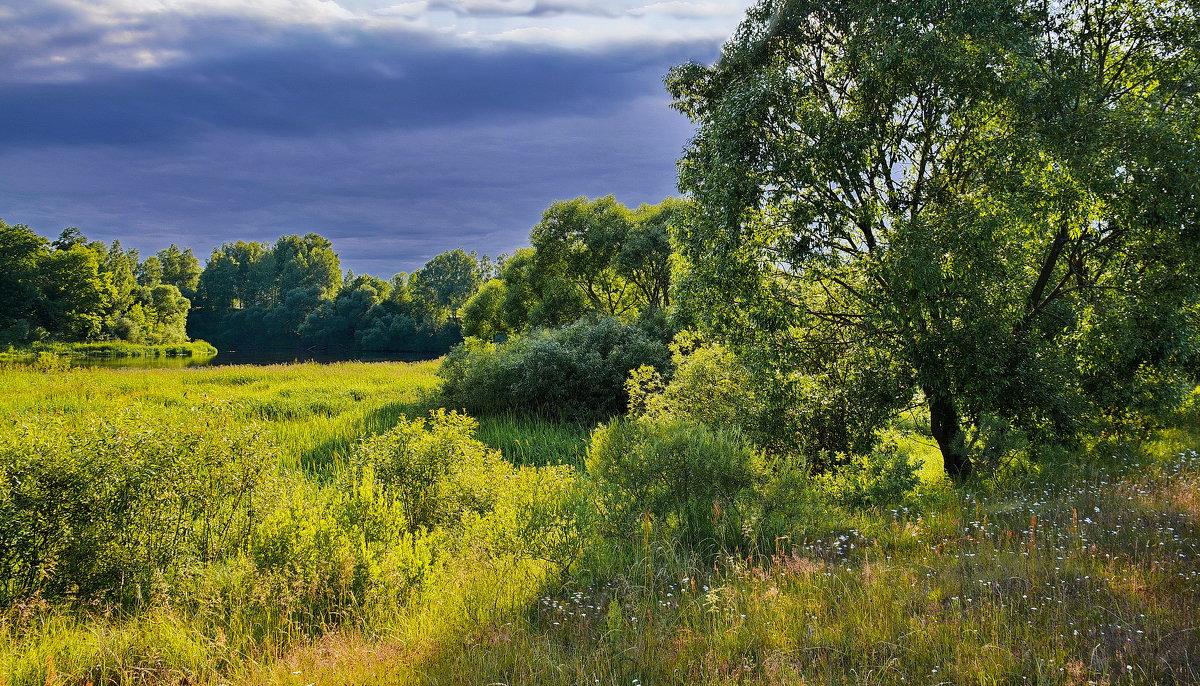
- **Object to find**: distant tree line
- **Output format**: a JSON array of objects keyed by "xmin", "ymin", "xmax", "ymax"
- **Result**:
[
  {"xmin": 189, "ymin": 235, "xmax": 488, "ymax": 352},
  {"xmin": 0, "ymin": 221, "xmax": 196, "ymax": 348},
  {"xmin": 0, "ymin": 219, "xmax": 495, "ymax": 354}
]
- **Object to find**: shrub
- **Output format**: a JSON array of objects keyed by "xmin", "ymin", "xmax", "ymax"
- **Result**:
[
  {"xmin": 0, "ymin": 409, "xmax": 271, "ymax": 605},
  {"xmin": 586, "ymin": 417, "xmax": 762, "ymax": 550},
  {"xmin": 459, "ymin": 463, "xmax": 590, "ymax": 571},
  {"xmin": 438, "ymin": 317, "xmax": 670, "ymax": 422},
  {"xmin": 817, "ymin": 443, "xmax": 920, "ymax": 509},
  {"xmin": 342, "ymin": 410, "xmax": 588, "ymax": 574},
  {"xmin": 627, "ymin": 334, "xmax": 762, "ymax": 434},
  {"xmin": 346, "ymin": 410, "xmax": 511, "ymax": 531},
  {"xmin": 242, "ymin": 475, "xmax": 434, "ymax": 629}
]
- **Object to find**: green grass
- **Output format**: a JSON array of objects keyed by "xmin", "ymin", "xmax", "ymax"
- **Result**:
[
  {"xmin": 1, "ymin": 363, "xmax": 1197, "ymax": 685},
  {"xmin": 256, "ymin": 435, "xmax": 1199, "ymax": 686},
  {"xmin": 0, "ymin": 359, "xmax": 440, "ymax": 471},
  {"xmin": 1, "ymin": 340, "xmax": 219, "ymax": 359},
  {"xmin": 475, "ymin": 411, "xmax": 592, "ymax": 467}
]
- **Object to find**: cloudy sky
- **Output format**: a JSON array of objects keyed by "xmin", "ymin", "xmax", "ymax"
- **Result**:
[{"xmin": 0, "ymin": 0, "xmax": 755, "ymax": 275}]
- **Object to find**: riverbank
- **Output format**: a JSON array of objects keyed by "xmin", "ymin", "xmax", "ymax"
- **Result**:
[{"xmin": 0, "ymin": 340, "xmax": 218, "ymax": 360}]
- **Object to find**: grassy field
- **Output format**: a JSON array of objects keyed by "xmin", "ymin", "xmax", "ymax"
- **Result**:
[
  {"xmin": 0, "ymin": 361, "xmax": 1197, "ymax": 684},
  {"xmin": 0, "ymin": 359, "xmax": 440, "ymax": 470}
]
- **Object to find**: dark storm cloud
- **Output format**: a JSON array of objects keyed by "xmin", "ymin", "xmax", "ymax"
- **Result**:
[
  {"xmin": 0, "ymin": 24, "xmax": 714, "ymax": 147},
  {"xmin": 0, "ymin": 0, "xmax": 741, "ymax": 274},
  {"xmin": 0, "ymin": 97, "xmax": 695, "ymax": 274}
]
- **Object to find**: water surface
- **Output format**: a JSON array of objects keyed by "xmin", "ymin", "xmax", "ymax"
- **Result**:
[{"xmin": 60, "ymin": 349, "xmax": 442, "ymax": 369}]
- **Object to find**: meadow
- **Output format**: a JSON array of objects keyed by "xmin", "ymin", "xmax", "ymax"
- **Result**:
[{"xmin": 0, "ymin": 360, "xmax": 1197, "ymax": 685}]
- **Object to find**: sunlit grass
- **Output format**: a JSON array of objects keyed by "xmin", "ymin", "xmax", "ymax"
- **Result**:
[
  {"xmin": 0, "ymin": 360, "xmax": 442, "ymax": 472},
  {"xmin": 314, "ymin": 442, "xmax": 1198, "ymax": 686},
  {"xmin": 1, "ymin": 362, "xmax": 1197, "ymax": 684}
]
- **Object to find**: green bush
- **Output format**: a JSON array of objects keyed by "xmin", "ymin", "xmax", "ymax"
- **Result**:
[
  {"xmin": 438, "ymin": 317, "xmax": 671, "ymax": 422},
  {"xmin": 627, "ymin": 335, "xmax": 762, "ymax": 435},
  {"xmin": 0, "ymin": 409, "xmax": 271, "ymax": 605},
  {"xmin": 586, "ymin": 417, "xmax": 762, "ymax": 550},
  {"xmin": 336, "ymin": 410, "xmax": 587, "ymax": 586},
  {"xmin": 240, "ymin": 476, "xmax": 434, "ymax": 630},
  {"xmin": 817, "ymin": 444, "xmax": 919, "ymax": 509},
  {"xmin": 346, "ymin": 410, "xmax": 512, "ymax": 531},
  {"xmin": 458, "ymin": 463, "xmax": 590, "ymax": 571}
]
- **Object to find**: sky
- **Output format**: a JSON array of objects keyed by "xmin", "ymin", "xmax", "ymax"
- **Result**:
[{"xmin": 0, "ymin": 0, "xmax": 756, "ymax": 276}]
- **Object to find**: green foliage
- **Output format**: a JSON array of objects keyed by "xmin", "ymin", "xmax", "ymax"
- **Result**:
[
  {"xmin": 628, "ymin": 335, "xmax": 889, "ymax": 463},
  {"xmin": 347, "ymin": 410, "xmax": 510, "ymax": 531},
  {"xmin": 817, "ymin": 445, "xmax": 920, "ymax": 510},
  {"xmin": 461, "ymin": 278, "xmax": 509, "ymax": 341},
  {"xmin": 668, "ymin": 0, "xmax": 1200, "ymax": 479},
  {"xmin": 586, "ymin": 416, "xmax": 762, "ymax": 550},
  {"xmin": 191, "ymin": 235, "xmax": 341, "ymax": 347},
  {"xmin": 155, "ymin": 245, "xmax": 201, "ymax": 298},
  {"xmin": 243, "ymin": 476, "xmax": 434, "ymax": 627},
  {"xmin": 0, "ymin": 221, "xmax": 49, "ymax": 335},
  {"xmin": 1, "ymin": 359, "xmax": 1197, "ymax": 684},
  {"xmin": 627, "ymin": 335, "xmax": 764, "ymax": 441},
  {"xmin": 439, "ymin": 317, "xmax": 671, "ymax": 422},
  {"xmin": 410, "ymin": 248, "xmax": 485, "ymax": 322},
  {"xmin": 530, "ymin": 196, "xmax": 639, "ymax": 319},
  {"xmin": 38, "ymin": 244, "xmax": 114, "ymax": 340},
  {"xmin": 0, "ymin": 409, "xmax": 272, "ymax": 605},
  {"xmin": 273, "ymin": 234, "xmax": 342, "ymax": 298},
  {"xmin": 196, "ymin": 240, "xmax": 272, "ymax": 309},
  {"xmin": 465, "ymin": 198, "xmax": 684, "ymax": 338},
  {"xmin": 3, "ymin": 340, "xmax": 217, "ymax": 359},
  {"xmin": 0, "ymin": 220, "xmax": 200, "ymax": 347},
  {"xmin": 458, "ymin": 462, "xmax": 589, "ymax": 570},
  {"xmin": 299, "ymin": 280, "xmax": 388, "ymax": 348},
  {"xmin": 192, "ymin": 240, "xmax": 478, "ymax": 353}
]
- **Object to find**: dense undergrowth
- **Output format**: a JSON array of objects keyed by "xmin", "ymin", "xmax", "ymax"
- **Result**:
[{"xmin": 0, "ymin": 361, "xmax": 1197, "ymax": 684}]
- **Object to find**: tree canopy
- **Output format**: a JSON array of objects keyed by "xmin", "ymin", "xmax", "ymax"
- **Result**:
[
  {"xmin": 0, "ymin": 221, "xmax": 195, "ymax": 347},
  {"xmin": 461, "ymin": 196, "xmax": 681, "ymax": 340},
  {"xmin": 668, "ymin": 0, "xmax": 1200, "ymax": 478}
]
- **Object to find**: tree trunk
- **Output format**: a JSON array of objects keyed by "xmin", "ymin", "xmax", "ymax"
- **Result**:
[{"xmin": 927, "ymin": 390, "xmax": 972, "ymax": 481}]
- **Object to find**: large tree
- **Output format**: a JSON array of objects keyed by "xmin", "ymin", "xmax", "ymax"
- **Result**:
[
  {"xmin": 0, "ymin": 221, "xmax": 48, "ymax": 336},
  {"xmin": 410, "ymin": 249, "xmax": 485, "ymax": 322},
  {"xmin": 156, "ymin": 245, "xmax": 201, "ymax": 298},
  {"xmin": 461, "ymin": 197, "xmax": 682, "ymax": 340},
  {"xmin": 668, "ymin": 0, "xmax": 1200, "ymax": 478}
]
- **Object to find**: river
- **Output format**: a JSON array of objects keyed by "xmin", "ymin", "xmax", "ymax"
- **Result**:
[{"xmin": 53, "ymin": 349, "xmax": 443, "ymax": 369}]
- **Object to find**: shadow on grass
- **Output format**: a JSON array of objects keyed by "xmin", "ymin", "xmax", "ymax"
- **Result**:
[
  {"xmin": 473, "ymin": 411, "xmax": 594, "ymax": 468},
  {"xmin": 297, "ymin": 398, "xmax": 437, "ymax": 473}
]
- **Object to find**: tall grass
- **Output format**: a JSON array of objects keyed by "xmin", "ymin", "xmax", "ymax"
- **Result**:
[
  {"xmin": 253, "ymin": 438, "xmax": 1199, "ymax": 686},
  {"xmin": 0, "ymin": 362, "xmax": 1196, "ymax": 684},
  {"xmin": 0, "ymin": 360, "xmax": 593, "ymax": 685},
  {"xmin": 475, "ymin": 412, "xmax": 592, "ymax": 467},
  {"xmin": 0, "ymin": 359, "xmax": 440, "ymax": 470}
]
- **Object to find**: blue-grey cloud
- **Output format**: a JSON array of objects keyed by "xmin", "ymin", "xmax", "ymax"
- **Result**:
[
  {"xmin": 0, "ymin": 0, "xmax": 747, "ymax": 275},
  {"xmin": 0, "ymin": 25, "xmax": 714, "ymax": 147},
  {"xmin": 0, "ymin": 95, "xmax": 695, "ymax": 275}
]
